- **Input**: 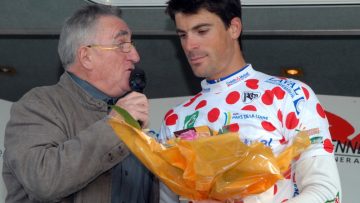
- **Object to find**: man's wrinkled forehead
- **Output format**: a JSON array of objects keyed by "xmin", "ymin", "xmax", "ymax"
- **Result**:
[
  {"xmin": 114, "ymin": 29, "xmax": 131, "ymax": 40},
  {"xmin": 96, "ymin": 16, "xmax": 132, "ymax": 41}
]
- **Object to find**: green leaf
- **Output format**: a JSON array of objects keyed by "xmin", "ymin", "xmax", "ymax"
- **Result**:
[{"xmin": 110, "ymin": 105, "xmax": 141, "ymax": 130}]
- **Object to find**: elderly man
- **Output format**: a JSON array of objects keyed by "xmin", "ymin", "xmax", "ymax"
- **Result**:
[{"xmin": 3, "ymin": 5, "xmax": 158, "ymax": 203}]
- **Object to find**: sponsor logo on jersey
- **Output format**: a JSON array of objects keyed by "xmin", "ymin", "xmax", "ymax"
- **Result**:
[
  {"xmin": 242, "ymin": 91, "xmax": 261, "ymax": 104},
  {"xmin": 325, "ymin": 192, "xmax": 340, "ymax": 203},
  {"xmin": 223, "ymin": 112, "xmax": 232, "ymax": 126},
  {"xmin": 243, "ymin": 137, "xmax": 273, "ymax": 147},
  {"xmin": 202, "ymin": 87, "xmax": 211, "ymax": 93},
  {"xmin": 226, "ymin": 72, "xmax": 250, "ymax": 87},
  {"xmin": 265, "ymin": 77, "xmax": 305, "ymax": 115},
  {"xmin": 310, "ymin": 136, "xmax": 323, "ymax": 144},
  {"xmin": 183, "ymin": 111, "xmax": 199, "ymax": 129},
  {"xmin": 293, "ymin": 183, "xmax": 300, "ymax": 197},
  {"xmin": 231, "ymin": 112, "xmax": 268, "ymax": 121},
  {"xmin": 265, "ymin": 77, "xmax": 302, "ymax": 97},
  {"xmin": 297, "ymin": 128, "xmax": 322, "ymax": 144},
  {"xmin": 293, "ymin": 96, "xmax": 305, "ymax": 115}
]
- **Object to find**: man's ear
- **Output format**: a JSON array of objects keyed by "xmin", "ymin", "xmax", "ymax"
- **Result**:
[
  {"xmin": 229, "ymin": 17, "xmax": 242, "ymax": 39},
  {"xmin": 78, "ymin": 46, "xmax": 93, "ymax": 71}
]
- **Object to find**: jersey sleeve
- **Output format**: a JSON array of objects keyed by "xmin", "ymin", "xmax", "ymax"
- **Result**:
[{"xmin": 288, "ymin": 156, "xmax": 341, "ymax": 203}]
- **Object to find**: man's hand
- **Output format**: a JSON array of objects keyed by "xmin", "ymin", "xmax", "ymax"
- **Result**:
[{"xmin": 109, "ymin": 91, "xmax": 149, "ymax": 128}]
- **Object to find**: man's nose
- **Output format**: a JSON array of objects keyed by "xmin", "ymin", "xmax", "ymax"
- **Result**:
[
  {"xmin": 128, "ymin": 47, "xmax": 140, "ymax": 63},
  {"xmin": 183, "ymin": 36, "xmax": 199, "ymax": 51}
]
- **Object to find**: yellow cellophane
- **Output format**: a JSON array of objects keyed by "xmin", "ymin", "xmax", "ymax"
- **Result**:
[{"xmin": 108, "ymin": 118, "xmax": 310, "ymax": 201}]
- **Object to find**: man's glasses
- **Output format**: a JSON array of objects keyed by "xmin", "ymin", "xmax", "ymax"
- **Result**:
[{"xmin": 86, "ymin": 41, "xmax": 135, "ymax": 53}]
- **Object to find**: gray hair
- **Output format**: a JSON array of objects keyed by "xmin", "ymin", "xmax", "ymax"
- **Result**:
[{"xmin": 58, "ymin": 5, "xmax": 122, "ymax": 69}]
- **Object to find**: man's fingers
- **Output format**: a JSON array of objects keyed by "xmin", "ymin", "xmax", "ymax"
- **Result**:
[{"xmin": 112, "ymin": 91, "xmax": 149, "ymax": 128}]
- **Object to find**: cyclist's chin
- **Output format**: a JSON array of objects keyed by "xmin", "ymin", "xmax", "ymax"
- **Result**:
[{"xmin": 190, "ymin": 63, "xmax": 209, "ymax": 78}]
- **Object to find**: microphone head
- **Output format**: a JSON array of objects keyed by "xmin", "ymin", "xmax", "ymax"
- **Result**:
[{"xmin": 129, "ymin": 68, "xmax": 146, "ymax": 93}]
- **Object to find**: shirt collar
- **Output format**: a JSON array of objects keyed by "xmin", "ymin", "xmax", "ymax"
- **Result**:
[
  {"xmin": 206, "ymin": 64, "xmax": 250, "ymax": 84},
  {"xmin": 200, "ymin": 64, "xmax": 255, "ymax": 93},
  {"xmin": 68, "ymin": 72, "xmax": 118, "ymax": 105}
]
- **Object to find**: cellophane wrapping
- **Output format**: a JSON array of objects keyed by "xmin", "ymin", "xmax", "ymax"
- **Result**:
[{"xmin": 108, "ymin": 118, "xmax": 310, "ymax": 201}]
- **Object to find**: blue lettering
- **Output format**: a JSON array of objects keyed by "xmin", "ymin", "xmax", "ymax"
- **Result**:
[
  {"xmin": 293, "ymin": 86, "xmax": 301, "ymax": 95},
  {"xmin": 293, "ymin": 97, "xmax": 305, "ymax": 115},
  {"xmin": 285, "ymin": 80, "xmax": 296, "ymax": 88},
  {"xmin": 260, "ymin": 138, "xmax": 273, "ymax": 146}
]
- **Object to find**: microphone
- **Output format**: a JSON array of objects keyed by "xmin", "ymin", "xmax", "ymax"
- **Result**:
[
  {"xmin": 129, "ymin": 68, "xmax": 146, "ymax": 93},
  {"xmin": 129, "ymin": 68, "xmax": 146, "ymax": 128}
]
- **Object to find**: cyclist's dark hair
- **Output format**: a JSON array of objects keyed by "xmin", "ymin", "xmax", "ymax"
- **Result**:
[
  {"xmin": 166, "ymin": 0, "xmax": 242, "ymax": 29},
  {"xmin": 165, "ymin": 0, "xmax": 242, "ymax": 47}
]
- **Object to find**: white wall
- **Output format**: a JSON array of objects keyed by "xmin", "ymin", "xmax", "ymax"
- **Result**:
[
  {"xmin": 148, "ymin": 96, "xmax": 191, "ymax": 131},
  {"xmin": 1, "ymin": 95, "xmax": 359, "ymax": 202}
]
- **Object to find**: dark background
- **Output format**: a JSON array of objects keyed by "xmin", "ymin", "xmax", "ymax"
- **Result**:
[{"xmin": 1, "ymin": 0, "xmax": 359, "ymax": 102}]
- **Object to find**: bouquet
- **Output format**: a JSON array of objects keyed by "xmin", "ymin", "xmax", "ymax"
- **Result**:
[{"xmin": 108, "ymin": 106, "xmax": 311, "ymax": 201}]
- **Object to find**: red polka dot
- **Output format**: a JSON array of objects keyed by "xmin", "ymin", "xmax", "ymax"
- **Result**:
[
  {"xmin": 281, "ymin": 199, "xmax": 288, "ymax": 203},
  {"xmin": 245, "ymin": 79, "xmax": 259, "ymax": 89},
  {"xmin": 226, "ymin": 91, "xmax": 240, "ymax": 104},
  {"xmin": 279, "ymin": 135, "xmax": 288, "ymax": 145},
  {"xmin": 302, "ymin": 86, "xmax": 310, "ymax": 100},
  {"xmin": 316, "ymin": 103, "xmax": 326, "ymax": 119},
  {"xmin": 241, "ymin": 105, "xmax": 256, "ymax": 111},
  {"xmin": 261, "ymin": 121, "xmax": 276, "ymax": 132},
  {"xmin": 323, "ymin": 138, "xmax": 334, "ymax": 153},
  {"xmin": 273, "ymin": 87, "xmax": 285, "ymax": 100},
  {"xmin": 228, "ymin": 123, "xmax": 240, "ymax": 132},
  {"xmin": 283, "ymin": 168, "xmax": 291, "ymax": 179},
  {"xmin": 208, "ymin": 108, "xmax": 220, "ymax": 123},
  {"xmin": 261, "ymin": 90, "xmax": 274, "ymax": 105},
  {"xmin": 183, "ymin": 100, "xmax": 194, "ymax": 107},
  {"xmin": 277, "ymin": 109, "xmax": 283, "ymax": 123},
  {"xmin": 285, "ymin": 112, "xmax": 299, "ymax": 130},
  {"xmin": 164, "ymin": 109, "xmax": 174, "ymax": 120},
  {"xmin": 195, "ymin": 100, "xmax": 207, "ymax": 110},
  {"xmin": 183, "ymin": 93, "xmax": 202, "ymax": 107},
  {"xmin": 165, "ymin": 114, "xmax": 178, "ymax": 126},
  {"xmin": 273, "ymin": 184, "xmax": 278, "ymax": 195}
]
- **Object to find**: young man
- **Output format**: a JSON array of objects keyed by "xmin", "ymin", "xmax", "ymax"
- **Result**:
[
  {"xmin": 3, "ymin": 5, "xmax": 158, "ymax": 202},
  {"xmin": 159, "ymin": 0, "xmax": 341, "ymax": 202}
]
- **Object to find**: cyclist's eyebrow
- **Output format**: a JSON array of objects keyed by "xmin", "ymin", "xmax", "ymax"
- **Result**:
[{"xmin": 176, "ymin": 23, "xmax": 212, "ymax": 34}]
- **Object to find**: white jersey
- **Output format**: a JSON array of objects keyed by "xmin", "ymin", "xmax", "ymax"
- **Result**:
[{"xmin": 159, "ymin": 64, "xmax": 336, "ymax": 202}]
